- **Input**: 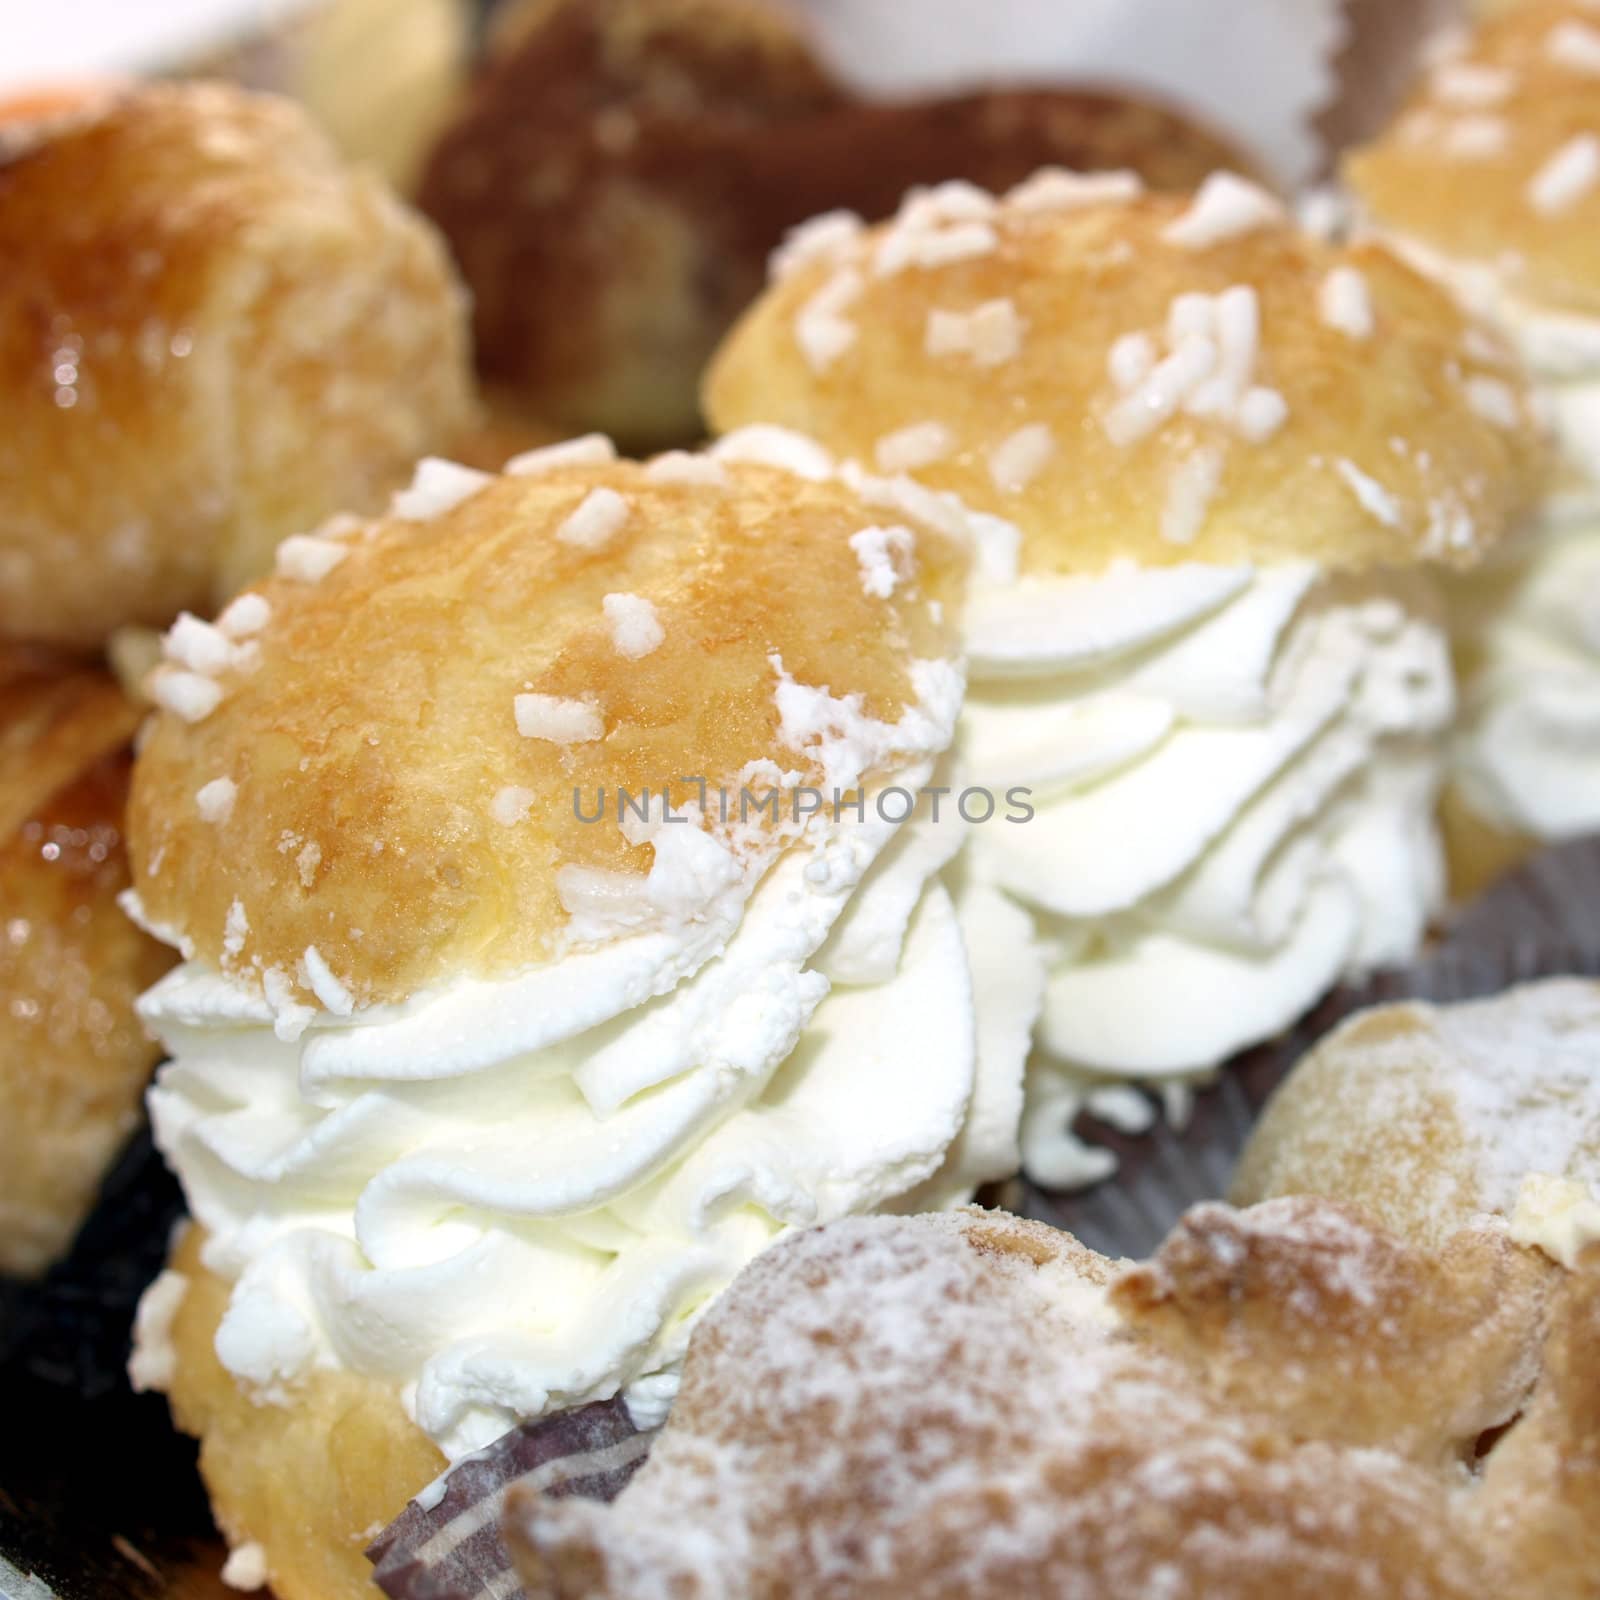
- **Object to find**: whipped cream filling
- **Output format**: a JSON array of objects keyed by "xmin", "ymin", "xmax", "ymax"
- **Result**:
[
  {"xmin": 959, "ymin": 560, "xmax": 1452, "ymax": 1184},
  {"xmin": 1454, "ymin": 524, "xmax": 1600, "ymax": 839},
  {"xmin": 1510, "ymin": 1173, "xmax": 1600, "ymax": 1270},
  {"xmin": 138, "ymin": 658, "xmax": 1037, "ymax": 1459},
  {"xmin": 1385, "ymin": 239, "xmax": 1600, "ymax": 842}
]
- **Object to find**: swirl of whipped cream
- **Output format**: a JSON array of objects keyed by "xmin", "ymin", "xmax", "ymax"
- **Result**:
[
  {"xmin": 958, "ymin": 558, "xmax": 1453, "ymax": 1186},
  {"xmin": 138, "ymin": 657, "xmax": 1031, "ymax": 1461},
  {"xmin": 1454, "ymin": 527, "xmax": 1600, "ymax": 840},
  {"xmin": 1385, "ymin": 239, "xmax": 1600, "ymax": 842}
]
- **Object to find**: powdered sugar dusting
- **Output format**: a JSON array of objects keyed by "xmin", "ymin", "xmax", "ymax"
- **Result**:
[{"xmin": 509, "ymin": 1204, "xmax": 1539, "ymax": 1598}]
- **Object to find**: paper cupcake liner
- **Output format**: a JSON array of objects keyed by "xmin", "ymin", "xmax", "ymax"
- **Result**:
[
  {"xmin": 368, "ymin": 1398, "xmax": 649, "ymax": 1600},
  {"xmin": 1021, "ymin": 833, "xmax": 1600, "ymax": 1258}
]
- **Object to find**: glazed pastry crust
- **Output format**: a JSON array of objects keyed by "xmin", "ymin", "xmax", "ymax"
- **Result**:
[
  {"xmin": 508, "ymin": 1200, "xmax": 1585, "ymax": 1600},
  {"xmin": 128, "ymin": 459, "xmax": 967, "ymax": 1008},
  {"xmin": 1232, "ymin": 980, "xmax": 1600, "ymax": 1249},
  {"xmin": 0, "ymin": 81, "xmax": 475, "ymax": 649},
  {"xmin": 158, "ymin": 1228, "xmax": 445, "ymax": 1600},
  {"xmin": 0, "ymin": 656, "xmax": 173, "ymax": 1276},
  {"xmin": 1346, "ymin": 0, "xmax": 1600, "ymax": 316},
  {"xmin": 706, "ymin": 185, "xmax": 1548, "ymax": 576}
]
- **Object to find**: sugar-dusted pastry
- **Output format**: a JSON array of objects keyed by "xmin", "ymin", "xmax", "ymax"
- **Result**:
[
  {"xmin": 0, "ymin": 648, "xmax": 174, "ymax": 1277},
  {"xmin": 1346, "ymin": 2, "xmax": 1600, "ymax": 895},
  {"xmin": 419, "ymin": 0, "xmax": 1244, "ymax": 448},
  {"xmin": 1233, "ymin": 978, "xmax": 1600, "ymax": 1257},
  {"xmin": 124, "ymin": 442, "xmax": 1037, "ymax": 1600},
  {"xmin": 507, "ymin": 1198, "xmax": 1595, "ymax": 1599},
  {"xmin": 0, "ymin": 81, "xmax": 475, "ymax": 650},
  {"xmin": 705, "ymin": 171, "xmax": 1547, "ymax": 1184}
]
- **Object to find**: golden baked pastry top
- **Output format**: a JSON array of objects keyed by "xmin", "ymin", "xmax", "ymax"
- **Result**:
[
  {"xmin": 0, "ymin": 80, "xmax": 475, "ymax": 649},
  {"xmin": 1347, "ymin": 0, "xmax": 1600, "ymax": 316},
  {"xmin": 128, "ymin": 455, "xmax": 967, "ymax": 1009},
  {"xmin": 706, "ymin": 175, "xmax": 1548, "ymax": 575}
]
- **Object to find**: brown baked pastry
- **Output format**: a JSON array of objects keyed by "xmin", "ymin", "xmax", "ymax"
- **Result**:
[
  {"xmin": 1233, "ymin": 978, "xmax": 1600, "ymax": 1253},
  {"xmin": 0, "ymin": 648, "xmax": 174, "ymax": 1277},
  {"xmin": 0, "ymin": 81, "xmax": 476, "ymax": 650},
  {"xmin": 506, "ymin": 1199, "xmax": 1594, "ymax": 1599},
  {"xmin": 417, "ymin": 0, "xmax": 1246, "ymax": 448}
]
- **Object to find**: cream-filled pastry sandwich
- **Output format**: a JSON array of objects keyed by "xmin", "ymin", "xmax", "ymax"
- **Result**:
[
  {"xmin": 0, "ymin": 81, "xmax": 475, "ymax": 650},
  {"xmin": 706, "ymin": 171, "xmax": 1547, "ymax": 1184},
  {"xmin": 123, "ymin": 443, "xmax": 1026, "ymax": 1600},
  {"xmin": 1347, "ymin": 2, "xmax": 1600, "ymax": 895}
]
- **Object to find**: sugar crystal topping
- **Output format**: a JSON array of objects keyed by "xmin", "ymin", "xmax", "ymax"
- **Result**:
[
  {"xmin": 506, "ymin": 435, "xmax": 618, "ymax": 476},
  {"xmin": 195, "ymin": 777, "xmax": 237, "ymax": 825},
  {"xmin": 556, "ymin": 487, "xmax": 631, "ymax": 550},
  {"xmin": 602, "ymin": 592, "xmax": 665, "ymax": 660},
  {"xmin": 513, "ymin": 693, "xmax": 604, "ymax": 745},
  {"xmin": 1547, "ymin": 18, "xmax": 1600, "ymax": 74},
  {"xmin": 1160, "ymin": 173, "xmax": 1285, "ymax": 250},
  {"xmin": 875, "ymin": 421, "xmax": 955, "ymax": 474},
  {"xmin": 1527, "ymin": 134, "xmax": 1600, "ymax": 215},
  {"xmin": 391, "ymin": 458, "xmax": 492, "ymax": 522}
]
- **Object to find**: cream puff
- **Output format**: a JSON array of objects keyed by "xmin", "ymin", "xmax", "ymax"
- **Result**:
[
  {"xmin": 1346, "ymin": 2, "xmax": 1600, "ymax": 896},
  {"xmin": 1233, "ymin": 978, "xmax": 1600, "ymax": 1256},
  {"xmin": 508, "ymin": 1198, "xmax": 1593, "ymax": 1599},
  {"xmin": 0, "ymin": 648, "xmax": 174, "ymax": 1277},
  {"xmin": 704, "ymin": 171, "xmax": 1547, "ymax": 1184},
  {"xmin": 418, "ymin": 0, "xmax": 1246, "ymax": 449},
  {"xmin": 0, "ymin": 81, "xmax": 475, "ymax": 650},
  {"xmin": 124, "ymin": 443, "xmax": 1033, "ymax": 1600}
]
